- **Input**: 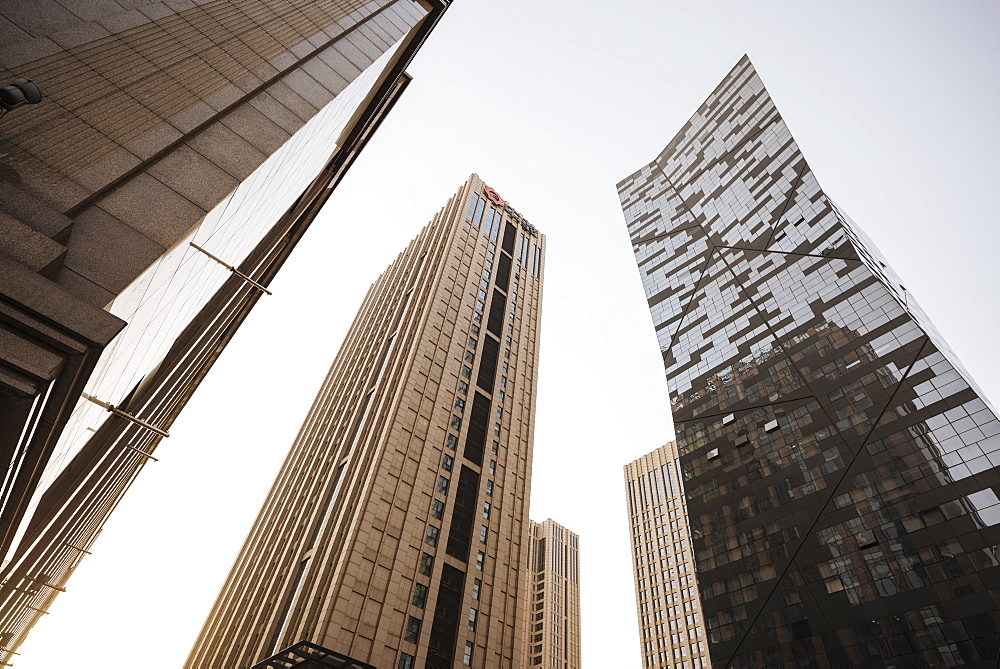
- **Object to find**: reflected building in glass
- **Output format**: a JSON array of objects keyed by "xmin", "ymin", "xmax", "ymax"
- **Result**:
[
  {"xmin": 0, "ymin": 0, "xmax": 451, "ymax": 660},
  {"xmin": 521, "ymin": 518, "xmax": 581, "ymax": 669},
  {"xmin": 625, "ymin": 443, "xmax": 710, "ymax": 668},
  {"xmin": 187, "ymin": 175, "xmax": 545, "ymax": 669},
  {"xmin": 618, "ymin": 56, "xmax": 1000, "ymax": 667}
]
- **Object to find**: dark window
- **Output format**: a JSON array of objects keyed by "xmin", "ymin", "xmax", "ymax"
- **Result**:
[
  {"xmin": 464, "ymin": 350, "xmax": 474, "ymax": 363},
  {"xmin": 468, "ymin": 336, "xmax": 478, "ymax": 349},
  {"xmin": 443, "ymin": 454, "xmax": 454, "ymax": 471},
  {"xmin": 476, "ymin": 552, "xmax": 485, "ymax": 571},
  {"xmin": 496, "ymin": 252, "xmax": 512, "ymax": 292},
  {"xmin": 488, "ymin": 460, "xmax": 496, "ymax": 475},
  {"xmin": 446, "ymin": 465, "xmax": 481, "ymax": 562},
  {"xmin": 427, "ymin": 564, "xmax": 465, "ymax": 668},
  {"xmin": 487, "ymin": 289, "xmax": 505, "ymax": 337},
  {"xmin": 472, "ymin": 578, "xmax": 481, "ymax": 600},
  {"xmin": 431, "ymin": 500, "xmax": 444, "ymax": 519},
  {"xmin": 458, "ymin": 381, "xmax": 468, "ymax": 395},
  {"xmin": 446, "ymin": 434, "xmax": 458, "ymax": 450},
  {"xmin": 451, "ymin": 415, "xmax": 462, "ymax": 430},
  {"xmin": 502, "ymin": 221, "xmax": 517, "ymax": 255},
  {"xmin": 405, "ymin": 616, "xmax": 421, "ymax": 643},
  {"xmin": 464, "ymin": 392, "xmax": 491, "ymax": 465},
  {"xmin": 399, "ymin": 653, "xmax": 415, "ymax": 669},
  {"xmin": 462, "ymin": 366, "xmax": 472, "ymax": 379},
  {"xmin": 483, "ymin": 502, "xmax": 491, "ymax": 518},
  {"xmin": 413, "ymin": 583, "xmax": 428, "ymax": 608},
  {"xmin": 486, "ymin": 481, "xmax": 493, "ymax": 496},
  {"xmin": 474, "ymin": 335, "xmax": 499, "ymax": 392},
  {"xmin": 454, "ymin": 398, "xmax": 465, "ymax": 412},
  {"xmin": 419, "ymin": 553, "xmax": 434, "ymax": 576},
  {"xmin": 480, "ymin": 525, "xmax": 488, "ymax": 542},
  {"xmin": 425, "ymin": 526, "xmax": 439, "ymax": 547},
  {"xmin": 437, "ymin": 476, "xmax": 449, "ymax": 495}
]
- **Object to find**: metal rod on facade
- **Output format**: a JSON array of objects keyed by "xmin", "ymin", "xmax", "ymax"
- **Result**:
[
  {"xmin": 189, "ymin": 242, "xmax": 273, "ymax": 295},
  {"xmin": 80, "ymin": 393, "xmax": 170, "ymax": 439}
]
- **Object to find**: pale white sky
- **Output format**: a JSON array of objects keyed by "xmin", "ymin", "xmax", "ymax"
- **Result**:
[{"xmin": 17, "ymin": 1, "xmax": 1000, "ymax": 667}]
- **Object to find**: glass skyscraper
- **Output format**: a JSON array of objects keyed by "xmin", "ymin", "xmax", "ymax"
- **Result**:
[
  {"xmin": 619, "ymin": 56, "xmax": 1000, "ymax": 667},
  {"xmin": 0, "ymin": 1, "xmax": 451, "ymax": 660}
]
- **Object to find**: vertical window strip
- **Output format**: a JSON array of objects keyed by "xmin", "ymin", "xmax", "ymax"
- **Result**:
[{"xmin": 466, "ymin": 193, "xmax": 481, "ymax": 224}]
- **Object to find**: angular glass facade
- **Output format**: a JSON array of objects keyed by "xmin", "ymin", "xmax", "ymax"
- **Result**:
[{"xmin": 619, "ymin": 56, "xmax": 1000, "ymax": 667}]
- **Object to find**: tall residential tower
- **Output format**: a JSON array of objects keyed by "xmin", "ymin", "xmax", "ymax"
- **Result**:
[
  {"xmin": 522, "ymin": 518, "xmax": 581, "ymax": 668},
  {"xmin": 187, "ymin": 175, "xmax": 545, "ymax": 669},
  {"xmin": 619, "ymin": 57, "xmax": 1000, "ymax": 667},
  {"xmin": 0, "ymin": 0, "xmax": 450, "ymax": 658},
  {"xmin": 625, "ymin": 443, "xmax": 709, "ymax": 668}
]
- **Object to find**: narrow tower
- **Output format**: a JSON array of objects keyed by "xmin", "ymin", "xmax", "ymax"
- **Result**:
[
  {"xmin": 624, "ymin": 443, "xmax": 710, "ymax": 668},
  {"xmin": 522, "ymin": 519, "xmax": 581, "ymax": 668},
  {"xmin": 619, "ymin": 57, "xmax": 1000, "ymax": 666},
  {"xmin": 188, "ymin": 175, "xmax": 545, "ymax": 669}
]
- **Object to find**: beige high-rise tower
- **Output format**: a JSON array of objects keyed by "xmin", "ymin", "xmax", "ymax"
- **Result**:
[
  {"xmin": 625, "ymin": 443, "xmax": 710, "ymax": 669},
  {"xmin": 522, "ymin": 519, "xmax": 581, "ymax": 669},
  {"xmin": 187, "ymin": 175, "xmax": 545, "ymax": 669}
]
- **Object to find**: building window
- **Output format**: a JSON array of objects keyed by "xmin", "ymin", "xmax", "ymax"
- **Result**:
[
  {"xmin": 455, "ymin": 398, "xmax": 465, "ymax": 412},
  {"xmin": 498, "ymin": 391, "xmax": 505, "ymax": 403},
  {"xmin": 486, "ymin": 481, "xmax": 493, "ymax": 496},
  {"xmin": 478, "ymin": 289, "xmax": 487, "ymax": 300},
  {"xmin": 472, "ymin": 578, "xmax": 481, "ymax": 600},
  {"xmin": 488, "ymin": 460, "xmax": 496, "ymax": 475},
  {"xmin": 504, "ymin": 348, "xmax": 510, "ymax": 358},
  {"xmin": 464, "ymin": 350, "xmax": 475, "ymax": 363},
  {"xmin": 446, "ymin": 434, "xmax": 458, "ymax": 450},
  {"xmin": 492, "ymin": 441, "xmax": 499, "ymax": 455},
  {"xmin": 451, "ymin": 415, "xmax": 462, "ymax": 430},
  {"xmin": 443, "ymin": 454, "xmax": 454, "ymax": 471},
  {"xmin": 485, "ymin": 259, "xmax": 493, "ymax": 269},
  {"xmin": 412, "ymin": 583, "xmax": 428, "ymax": 608},
  {"xmin": 437, "ymin": 476, "xmax": 449, "ymax": 495},
  {"xmin": 462, "ymin": 365, "xmax": 472, "ymax": 379},
  {"xmin": 468, "ymin": 608, "xmax": 478, "ymax": 631},
  {"xmin": 480, "ymin": 278, "xmax": 489, "ymax": 289},
  {"xmin": 476, "ymin": 300, "xmax": 485, "ymax": 311},
  {"xmin": 404, "ymin": 616, "xmax": 421, "ymax": 643},
  {"xmin": 425, "ymin": 526, "xmax": 439, "ymax": 547},
  {"xmin": 480, "ymin": 525, "xmax": 488, "ymax": 542},
  {"xmin": 470, "ymin": 324, "xmax": 480, "ymax": 336},
  {"xmin": 500, "ymin": 376, "xmax": 507, "ymax": 388},
  {"xmin": 476, "ymin": 552, "xmax": 485, "ymax": 571},
  {"xmin": 431, "ymin": 500, "xmax": 444, "ymax": 520},
  {"xmin": 398, "ymin": 653, "xmax": 415, "ymax": 669},
  {"xmin": 463, "ymin": 641, "xmax": 474, "ymax": 666},
  {"xmin": 458, "ymin": 381, "xmax": 469, "ymax": 395},
  {"xmin": 505, "ymin": 336, "xmax": 512, "ymax": 345},
  {"xmin": 419, "ymin": 553, "xmax": 434, "ymax": 576},
  {"xmin": 473, "ymin": 311, "xmax": 482, "ymax": 323},
  {"xmin": 483, "ymin": 502, "xmax": 491, "ymax": 519},
  {"xmin": 493, "ymin": 423, "xmax": 501, "ymax": 436},
  {"xmin": 468, "ymin": 336, "xmax": 478, "ymax": 349},
  {"xmin": 496, "ymin": 406, "xmax": 503, "ymax": 418},
  {"xmin": 502, "ymin": 362, "xmax": 509, "ymax": 372}
]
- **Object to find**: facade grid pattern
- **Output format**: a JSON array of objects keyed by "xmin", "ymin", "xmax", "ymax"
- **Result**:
[{"xmin": 619, "ymin": 56, "xmax": 1000, "ymax": 668}]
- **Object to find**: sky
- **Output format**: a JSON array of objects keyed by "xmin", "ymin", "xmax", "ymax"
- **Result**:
[{"xmin": 16, "ymin": 1, "xmax": 1000, "ymax": 667}]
